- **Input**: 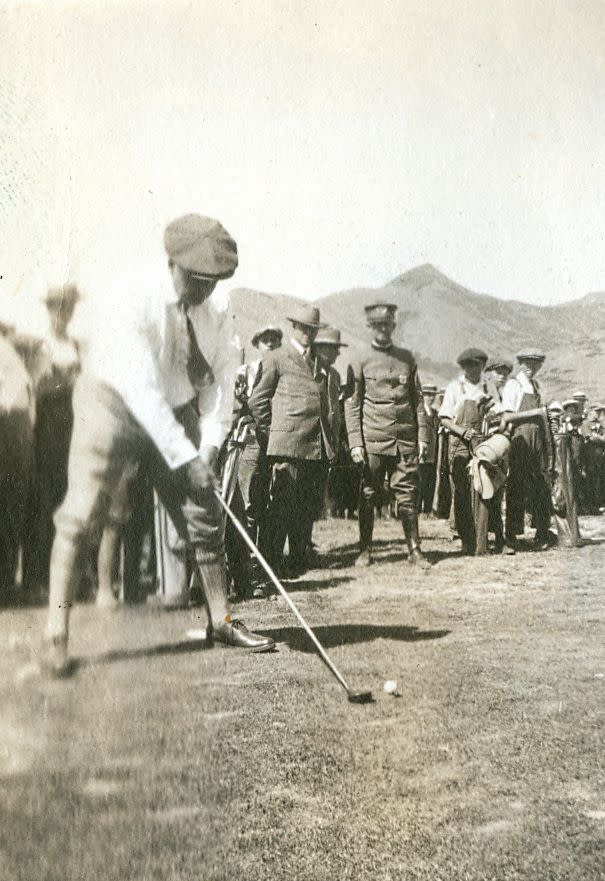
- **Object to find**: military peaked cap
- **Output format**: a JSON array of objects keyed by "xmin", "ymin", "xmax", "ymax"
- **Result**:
[
  {"xmin": 164, "ymin": 214, "xmax": 238, "ymax": 280},
  {"xmin": 457, "ymin": 347, "xmax": 488, "ymax": 366},
  {"xmin": 365, "ymin": 302, "xmax": 397, "ymax": 323}
]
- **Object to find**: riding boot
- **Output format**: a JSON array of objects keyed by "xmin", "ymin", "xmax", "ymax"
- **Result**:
[{"xmin": 400, "ymin": 510, "xmax": 431, "ymax": 569}]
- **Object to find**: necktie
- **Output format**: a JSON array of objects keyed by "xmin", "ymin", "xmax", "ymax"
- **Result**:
[{"xmin": 185, "ymin": 313, "xmax": 214, "ymax": 389}]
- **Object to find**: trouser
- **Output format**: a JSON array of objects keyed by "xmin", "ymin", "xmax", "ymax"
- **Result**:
[
  {"xmin": 265, "ymin": 457, "xmax": 327, "ymax": 570},
  {"xmin": 358, "ymin": 446, "xmax": 419, "ymax": 550},
  {"xmin": 449, "ymin": 454, "xmax": 475, "ymax": 551},
  {"xmin": 47, "ymin": 374, "xmax": 225, "ymax": 637},
  {"xmin": 237, "ymin": 436, "xmax": 271, "ymax": 550},
  {"xmin": 418, "ymin": 462, "xmax": 437, "ymax": 513},
  {"xmin": 0, "ymin": 410, "xmax": 33, "ymax": 596},
  {"xmin": 505, "ymin": 430, "xmax": 551, "ymax": 538}
]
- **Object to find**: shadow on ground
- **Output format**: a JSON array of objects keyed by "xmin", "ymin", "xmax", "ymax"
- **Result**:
[{"xmin": 259, "ymin": 623, "xmax": 450, "ymax": 652}]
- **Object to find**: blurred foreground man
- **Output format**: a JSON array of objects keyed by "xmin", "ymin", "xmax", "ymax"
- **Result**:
[
  {"xmin": 345, "ymin": 302, "xmax": 430, "ymax": 569},
  {"xmin": 42, "ymin": 214, "xmax": 274, "ymax": 676}
]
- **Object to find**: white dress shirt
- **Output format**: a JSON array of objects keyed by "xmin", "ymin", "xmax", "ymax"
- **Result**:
[
  {"xmin": 83, "ymin": 271, "xmax": 240, "ymax": 470},
  {"xmin": 438, "ymin": 375, "xmax": 490, "ymax": 421},
  {"xmin": 500, "ymin": 371, "xmax": 541, "ymax": 413}
]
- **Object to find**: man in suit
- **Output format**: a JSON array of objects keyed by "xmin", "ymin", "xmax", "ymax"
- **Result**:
[
  {"xmin": 345, "ymin": 302, "xmax": 430, "ymax": 568},
  {"xmin": 42, "ymin": 213, "xmax": 275, "ymax": 676},
  {"xmin": 248, "ymin": 305, "xmax": 337, "ymax": 577}
]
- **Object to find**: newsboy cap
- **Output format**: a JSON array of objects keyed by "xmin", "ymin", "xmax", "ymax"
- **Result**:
[
  {"xmin": 485, "ymin": 358, "xmax": 513, "ymax": 374},
  {"xmin": 314, "ymin": 326, "xmax": 348, "ymax": 347},
  {"xmin": 164, "ymin": 214, "xmax": 238, "ymax": 280},
  {"xmin": 457, "ymin": 347, "xmax": 488, "ymax": 366},
  {"xmin": 251, "ymin": 324, "xmax": 283, "ymax": 348},
  {"xmin": 516, "ymin": 348, "xmax": 545, "ymax": 363},
  {"xmin": 286, "ymin": 304, "xmax": 323, "ymax": 328},
  {"xmin": 365, "ymin": 302, "xmax": 397, "ymax": 323}
]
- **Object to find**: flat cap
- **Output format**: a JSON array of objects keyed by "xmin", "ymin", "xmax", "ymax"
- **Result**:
[
  {"xmin": 365, "ymin": 302, "xmax": 397, "ymax": 323},
  {"xmin": 164, "ymin": 214, "xmax": 238, "ymax": 280},
  {"xmin": 457, "ymin": 347, "xmax": 488, "ymax": 366},
  {"xmin": 314, "ymin": 326, "xmax": 348, "ymax": 347},
  {"xmin": 287, "ymin": 304, "xmax": 323, "ymax": 328},
  {"xmin": 252, "ymin": 324, "xmax": 283, "ymax": 348},
  {"xmin": 516, "ymin": 348, "xmax": 545, "ymax": 362},
  {"xmin": 421, "ymin": 383, "xmax": 438, "ymax": 394},
  {"xmin": 485, "ymin": 358, "xmax": 513, "ymax": 374}
]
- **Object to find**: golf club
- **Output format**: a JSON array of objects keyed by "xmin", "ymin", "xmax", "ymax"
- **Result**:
[{"xmin": 215, "ymin": 490, "xmax": 373, "ymax": 704}]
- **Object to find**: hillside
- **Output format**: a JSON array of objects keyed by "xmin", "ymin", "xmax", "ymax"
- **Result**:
[{"xmin": 231, "ymin": 266, "xmax": 605, "ymax": 401}]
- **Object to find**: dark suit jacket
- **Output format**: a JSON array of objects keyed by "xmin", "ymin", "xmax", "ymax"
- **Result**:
[{"xmin": 249, "ymin": 342, "xmax": 337, "ymax": 461}]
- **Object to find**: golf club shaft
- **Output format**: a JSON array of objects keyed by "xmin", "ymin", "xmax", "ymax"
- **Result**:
[{"xmin": 215, "ymin": 490, "xmax": 352, "ymax": 694}]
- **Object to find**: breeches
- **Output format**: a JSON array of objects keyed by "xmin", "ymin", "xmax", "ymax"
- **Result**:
[
  {"xmin": 361, "ymin": 446, "xmax": 419, "ymax": 515},
  {"xmin": 54, "ymin": 375, "xmax": 223, "ymax": 564}
]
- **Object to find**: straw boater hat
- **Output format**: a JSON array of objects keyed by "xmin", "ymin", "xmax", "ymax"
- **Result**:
[
  {"xmin": 421, "ymin": 383, "xmax": 438, "ymax": 394},
  {"xmin": 286, "ymin": 304, "xmax": 323, "ymax": 328},
  {"xmin": 516, "ymin": 348, "xmax": 545, "ymax": 362}
]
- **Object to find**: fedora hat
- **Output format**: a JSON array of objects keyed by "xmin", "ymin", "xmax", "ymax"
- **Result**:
[
  {"xmin": 286, "ymin": 304, "xmax": 323, "ymax": 329},
  {"xmin": 314, "ymin": 326, "xmax": 348, "ymax": 347}
]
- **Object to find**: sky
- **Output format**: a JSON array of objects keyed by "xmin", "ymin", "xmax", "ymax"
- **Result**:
[{"xmin": 1, "ymin": 0, "xmax": 605, "ymax": 330}]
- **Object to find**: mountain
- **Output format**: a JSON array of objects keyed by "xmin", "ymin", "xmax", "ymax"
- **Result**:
[{"xmin": 230, "ymin": 265, "xmax": 605, "ymax": 400}]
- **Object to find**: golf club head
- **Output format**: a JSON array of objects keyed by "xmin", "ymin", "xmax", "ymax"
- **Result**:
[{"xmin": 347, "ymin": 689, "xmax": 374, "ymax": 704}]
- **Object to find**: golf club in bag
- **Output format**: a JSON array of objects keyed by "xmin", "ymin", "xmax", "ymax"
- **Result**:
[{"xmin": 215, "ymin": 490, "xmax": 373, "ymax": 704}]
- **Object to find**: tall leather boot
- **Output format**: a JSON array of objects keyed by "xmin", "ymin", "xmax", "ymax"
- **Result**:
[
  {"xmin": 355, "ymin": 497, "xmax": 374, "ymax": 567},
  {"xmin": 400, "ymin": 510, "xmax": 431, "ymax": 569}
]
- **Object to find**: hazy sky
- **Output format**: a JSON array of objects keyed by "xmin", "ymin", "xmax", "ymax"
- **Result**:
[{"xmin": 2, "ymin": 0, "xmax": 605, "ymax": 317}]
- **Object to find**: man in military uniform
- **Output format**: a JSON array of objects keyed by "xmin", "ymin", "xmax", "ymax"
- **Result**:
[
  {"xmin": 42, "ymin": 213, "xmax": 275, "ymax": 676},
  {"xmin": 501, "ymin": 349, "xmax": 554, "ymax": 550},
  {"xmin": 345, "ymin": 302, "xmax": 430, "ymax": 568}
]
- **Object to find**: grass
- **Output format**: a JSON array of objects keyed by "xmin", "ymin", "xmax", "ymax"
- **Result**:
[{"xmin": 1, "ymin": 515, "xmax": 604, "ymax": 880}]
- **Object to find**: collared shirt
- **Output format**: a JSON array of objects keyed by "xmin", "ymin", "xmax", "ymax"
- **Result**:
[
  {"xmin": 438, "ymin": 375, "xmax": 489, "ymax": 421},
  {"xmin": 500, "ymin": 370, "xmax": 541, "ymax": 413},
  {"xmin": 82, "ymin": 267, "xmax": 240, "ymax": 470}
]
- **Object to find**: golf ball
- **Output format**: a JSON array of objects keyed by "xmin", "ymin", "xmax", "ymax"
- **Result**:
[{"xmin": 383, "ymin": 679, "xmax": 398, "ymax": 694}]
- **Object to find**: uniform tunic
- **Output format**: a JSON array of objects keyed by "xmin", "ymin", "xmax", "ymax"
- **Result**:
[{"xmin": 345, "ymin": 341, "xmax": 427, "ymax": 515}]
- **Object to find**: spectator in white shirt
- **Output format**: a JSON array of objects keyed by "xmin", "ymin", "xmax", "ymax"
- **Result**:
[{"xmin": 42, "ymin": 214, "xmax": 275, "ymax": 677}]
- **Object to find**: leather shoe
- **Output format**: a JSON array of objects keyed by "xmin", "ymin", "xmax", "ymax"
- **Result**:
[
  {"xmin": 210, "ymin": 618, "xmax": 275, "ymax": 653},
  {"xmin": 39, "ymin": 634, "xmax": 77, "ymax": 679},
  {"xmin": 408, "ymin": 547, "xmax": 431, "ymax": 569},
  {"xmin": 355, "ymin": 549, "xmax": 373, "ymax": 567}
]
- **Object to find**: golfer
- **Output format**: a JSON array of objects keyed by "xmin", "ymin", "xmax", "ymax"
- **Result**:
[{"xmin": 42, "ymin": 214, "xmax": 275, "ymax": 676}]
